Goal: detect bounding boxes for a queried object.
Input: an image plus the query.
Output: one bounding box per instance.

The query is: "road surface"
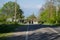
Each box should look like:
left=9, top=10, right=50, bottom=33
left=1, top=24, right=60, bottom=40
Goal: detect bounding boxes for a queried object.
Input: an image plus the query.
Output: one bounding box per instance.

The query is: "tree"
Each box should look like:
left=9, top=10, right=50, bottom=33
left=27, top=13, right=36, bottom=21
left=1, top=1, right=24, bottom=20
left=0, top=14, right=6, bottom=22
left=38, top=0, right=56, bottom=24
left=56, top=0, right=60, bottom=2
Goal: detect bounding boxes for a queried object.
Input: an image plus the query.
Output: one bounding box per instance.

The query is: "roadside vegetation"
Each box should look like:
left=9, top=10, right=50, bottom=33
left=0, top=1, right=24, bottom=39
left=0, top=0, right=60, bottom=40
left=0, top=33, right=14, bottom=40
left=38, top=0, right=60, bottom=25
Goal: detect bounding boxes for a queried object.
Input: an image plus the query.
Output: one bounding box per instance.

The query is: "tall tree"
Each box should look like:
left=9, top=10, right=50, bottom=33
left=38, top=0, right=56, bottom=24
left=1, top=1, right=24, bottom=19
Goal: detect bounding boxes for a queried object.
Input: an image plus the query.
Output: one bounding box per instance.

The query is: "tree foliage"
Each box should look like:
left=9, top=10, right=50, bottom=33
left=38, top=0, right=59, bottom=24
left=1, top=1, right=24, bottom=19
left=27, top=13, right=36, bottom=21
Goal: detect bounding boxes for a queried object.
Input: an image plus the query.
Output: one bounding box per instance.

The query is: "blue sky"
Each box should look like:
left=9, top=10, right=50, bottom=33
left=0, top=0, right=46, bottom=17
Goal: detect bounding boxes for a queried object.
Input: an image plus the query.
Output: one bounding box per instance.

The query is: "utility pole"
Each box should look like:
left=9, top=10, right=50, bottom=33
left=54, top=0, right=59, bottom=24
left=15, top=0, right=17, bottom=22
left=56, top=3, right=58, bottom=24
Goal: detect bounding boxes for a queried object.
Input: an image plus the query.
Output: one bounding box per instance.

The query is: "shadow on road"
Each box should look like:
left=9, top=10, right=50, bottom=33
left=0, top=32, right=60, bottom=40
left=0, top=24, right=60, bottom=40
left=0, top=24, right=60, bottom=33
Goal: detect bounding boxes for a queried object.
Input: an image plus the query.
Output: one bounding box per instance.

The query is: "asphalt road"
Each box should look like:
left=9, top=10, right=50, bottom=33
left=2, top=24, right=60, bottom=40
left=52, top=27, right=60, bottom=33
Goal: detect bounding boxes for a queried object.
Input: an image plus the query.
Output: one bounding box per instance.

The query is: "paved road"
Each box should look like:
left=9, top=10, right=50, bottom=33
left=52, top=27, right=60, bottom=33
left=3, top=24, right=60, bottom=40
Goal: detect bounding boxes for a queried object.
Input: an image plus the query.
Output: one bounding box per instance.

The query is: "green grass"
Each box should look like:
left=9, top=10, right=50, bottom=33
left=0, top=33, right=13, bottom=37
left=0, top=33, right=13, bottom=40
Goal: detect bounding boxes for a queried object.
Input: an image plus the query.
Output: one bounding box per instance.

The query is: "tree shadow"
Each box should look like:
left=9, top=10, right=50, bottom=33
left=0, top=24, right=60, bottom=33
left=0, top=32, right=60, bottom=40
left=0, top=24, right=60, bottom=40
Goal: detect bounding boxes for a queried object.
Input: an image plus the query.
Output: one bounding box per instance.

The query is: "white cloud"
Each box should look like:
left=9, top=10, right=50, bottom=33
left=36, top=5, right=42, bottom=9
left=21, top=4, right=42, bottom=9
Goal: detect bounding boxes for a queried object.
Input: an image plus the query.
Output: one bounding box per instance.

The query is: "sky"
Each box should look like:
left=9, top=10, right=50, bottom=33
left=0, top=0, right=46, bottom=17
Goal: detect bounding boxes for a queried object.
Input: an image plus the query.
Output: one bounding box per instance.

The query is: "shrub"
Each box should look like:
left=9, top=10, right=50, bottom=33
left=0, top=24, right=19, bottom=33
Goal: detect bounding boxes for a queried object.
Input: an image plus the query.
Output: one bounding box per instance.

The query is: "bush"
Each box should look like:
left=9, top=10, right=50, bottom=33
left=0, top=24, right=20, bottom=33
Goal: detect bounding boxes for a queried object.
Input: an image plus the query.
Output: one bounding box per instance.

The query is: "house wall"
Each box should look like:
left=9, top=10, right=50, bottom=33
left=33, top=21, right=38, bottom=24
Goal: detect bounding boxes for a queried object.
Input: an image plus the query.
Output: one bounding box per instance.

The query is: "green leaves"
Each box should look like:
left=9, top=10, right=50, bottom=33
left=1, top=1, right=24, bottom=20
left=0, top=1, right=24, bottom=23
left=38, top=1, right=57, bottom=24
left=27, top=14, right=36, bottom=21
